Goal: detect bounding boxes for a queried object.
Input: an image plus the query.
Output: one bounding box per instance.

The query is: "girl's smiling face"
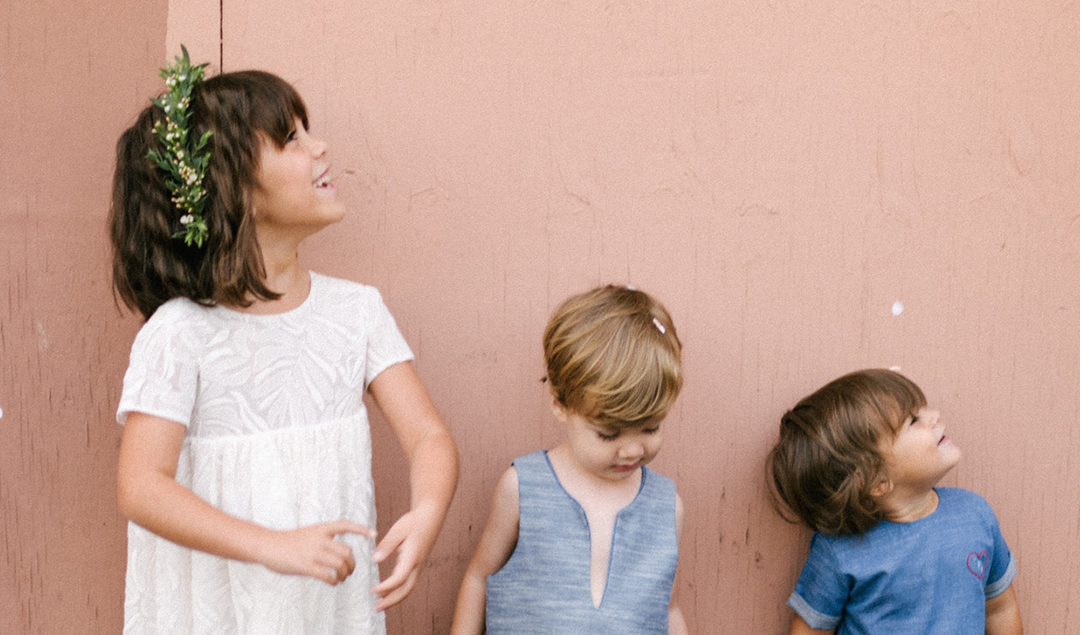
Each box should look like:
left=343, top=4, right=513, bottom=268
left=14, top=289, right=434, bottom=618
left=880, top=407, right=962, bottom=492
left=250, top=117, right=345, bottom=235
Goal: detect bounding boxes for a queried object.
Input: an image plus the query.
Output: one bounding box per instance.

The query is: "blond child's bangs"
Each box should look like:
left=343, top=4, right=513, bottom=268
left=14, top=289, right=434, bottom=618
left=545, top=286, right=682, bottom=430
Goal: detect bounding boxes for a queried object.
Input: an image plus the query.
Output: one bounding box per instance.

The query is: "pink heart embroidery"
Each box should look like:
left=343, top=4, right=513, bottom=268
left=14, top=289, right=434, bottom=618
left=967, top=551, right=988, bottom=580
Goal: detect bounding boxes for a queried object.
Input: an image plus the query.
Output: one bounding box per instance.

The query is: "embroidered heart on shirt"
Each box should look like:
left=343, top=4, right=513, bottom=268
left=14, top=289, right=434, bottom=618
left=967, top=551, right=988, bottom=580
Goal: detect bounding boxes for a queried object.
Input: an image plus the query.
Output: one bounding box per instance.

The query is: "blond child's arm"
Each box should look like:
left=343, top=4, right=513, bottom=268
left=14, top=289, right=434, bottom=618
left=985, top=584, right=1023, bottom=635
left=367, top=361, right=459, bottom=611
left=117, top=412, right=374, bottom=585
left=667, top=493, right=689, bottom=635
left=450, top=466, right=522, bottom=635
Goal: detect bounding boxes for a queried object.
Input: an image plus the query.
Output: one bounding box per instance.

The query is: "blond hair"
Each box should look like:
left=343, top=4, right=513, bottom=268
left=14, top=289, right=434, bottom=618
left=544, top=285, right=682, bottom=429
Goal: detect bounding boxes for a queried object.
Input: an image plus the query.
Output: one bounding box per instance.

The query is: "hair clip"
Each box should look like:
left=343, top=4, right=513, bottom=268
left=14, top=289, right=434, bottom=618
left=652, top=317, right=666, bottom=334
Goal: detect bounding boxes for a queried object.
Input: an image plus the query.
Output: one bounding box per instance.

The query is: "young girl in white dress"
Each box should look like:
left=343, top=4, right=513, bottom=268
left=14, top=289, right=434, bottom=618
left=110, top=49, right=458, bottom=635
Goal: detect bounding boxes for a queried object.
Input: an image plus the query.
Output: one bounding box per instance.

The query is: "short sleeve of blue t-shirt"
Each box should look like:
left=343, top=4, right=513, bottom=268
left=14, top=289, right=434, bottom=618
left=788, top=488, right=1016, bottom=634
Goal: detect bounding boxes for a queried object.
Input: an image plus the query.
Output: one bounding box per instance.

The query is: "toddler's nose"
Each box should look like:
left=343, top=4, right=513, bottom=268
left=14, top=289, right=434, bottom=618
left=618, top=441, right=645, bottom=459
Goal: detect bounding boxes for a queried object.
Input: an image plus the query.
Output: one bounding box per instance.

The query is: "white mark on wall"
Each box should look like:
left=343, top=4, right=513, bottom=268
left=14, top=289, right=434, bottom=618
left=891, top=301, right=904, bottom=316
left=0, top=406, right=3, bottom=419
left=36, top=320, right=49, bottom=351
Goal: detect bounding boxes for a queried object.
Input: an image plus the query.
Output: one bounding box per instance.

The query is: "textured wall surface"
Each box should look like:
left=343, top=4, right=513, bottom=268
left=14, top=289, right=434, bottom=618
left=0, top=0, right=168, bottom=632
left=4, top=0, right=1079, bottom=633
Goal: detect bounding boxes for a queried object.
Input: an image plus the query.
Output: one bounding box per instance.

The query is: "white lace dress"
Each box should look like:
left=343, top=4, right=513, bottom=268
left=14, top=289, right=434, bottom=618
left=116, top=272, right=413, bottom=635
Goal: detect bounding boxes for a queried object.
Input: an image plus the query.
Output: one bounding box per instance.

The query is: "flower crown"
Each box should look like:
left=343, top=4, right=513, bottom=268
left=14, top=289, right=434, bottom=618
left=147, top=46, right=213, bottom=248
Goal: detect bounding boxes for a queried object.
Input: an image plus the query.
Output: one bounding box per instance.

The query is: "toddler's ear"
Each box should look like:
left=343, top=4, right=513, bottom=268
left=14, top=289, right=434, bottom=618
left=870, top=475, right=893, bottom=498
left=549, top=391, right=568, bottom=422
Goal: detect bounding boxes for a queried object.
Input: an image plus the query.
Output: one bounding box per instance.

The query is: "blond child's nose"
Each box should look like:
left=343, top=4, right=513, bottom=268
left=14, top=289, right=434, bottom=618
left=619, top=441, right=645, bottom=459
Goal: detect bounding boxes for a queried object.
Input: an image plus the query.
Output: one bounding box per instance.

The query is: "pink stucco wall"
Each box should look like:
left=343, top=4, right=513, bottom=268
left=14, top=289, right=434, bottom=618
left=1, top=1, right=169, bottom=632
left=3, top=0, right=1079, bottom=633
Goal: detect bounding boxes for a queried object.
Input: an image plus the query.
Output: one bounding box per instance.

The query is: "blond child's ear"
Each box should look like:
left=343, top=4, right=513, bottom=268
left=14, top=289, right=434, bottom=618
left=549, top=388, right=568, bottom=423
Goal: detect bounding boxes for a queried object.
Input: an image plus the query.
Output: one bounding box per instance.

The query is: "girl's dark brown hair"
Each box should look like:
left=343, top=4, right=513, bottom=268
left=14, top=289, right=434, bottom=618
left=110, top=70, right=309, bottom=319
left=765, top=368, right=926, bottom=535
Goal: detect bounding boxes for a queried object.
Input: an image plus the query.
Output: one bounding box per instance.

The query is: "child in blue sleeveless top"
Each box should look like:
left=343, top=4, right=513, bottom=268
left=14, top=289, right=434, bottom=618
left=767, top=369, right=1023, bottom=634
left=451, top=285, right=689, bottom=635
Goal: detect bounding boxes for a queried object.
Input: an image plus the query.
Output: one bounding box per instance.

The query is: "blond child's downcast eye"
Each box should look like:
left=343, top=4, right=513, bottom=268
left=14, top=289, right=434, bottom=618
left=597, top=430, right=620, bottom=441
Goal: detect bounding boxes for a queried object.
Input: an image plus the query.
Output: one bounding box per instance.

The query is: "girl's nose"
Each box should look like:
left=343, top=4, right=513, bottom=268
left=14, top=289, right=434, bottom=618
left=309, top=134, right=328, bottom=158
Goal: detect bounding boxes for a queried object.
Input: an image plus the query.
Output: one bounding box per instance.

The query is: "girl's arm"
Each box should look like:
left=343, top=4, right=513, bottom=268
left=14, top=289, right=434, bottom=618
left=668, top=493, right=689, bottom=635
left=985, top=585, right=1023, bottom=635
left=450, top=466, right=521, bottom=635
left=117, top=412, right=373, bottom=585
left=789, top=615, right=834, bottom=635
left=367, top=361, right=460, bottom=611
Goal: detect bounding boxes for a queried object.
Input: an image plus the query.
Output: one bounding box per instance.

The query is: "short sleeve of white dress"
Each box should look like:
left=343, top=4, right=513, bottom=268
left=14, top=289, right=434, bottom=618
left=360, top=284, right=415, bottom=387
left=116, top=299, right=201, bottom=426
left=115, top=274, right=412, bottom=635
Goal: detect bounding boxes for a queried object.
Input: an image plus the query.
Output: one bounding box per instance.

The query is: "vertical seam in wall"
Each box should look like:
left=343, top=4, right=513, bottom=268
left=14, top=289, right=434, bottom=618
left=219, top=0, right=224, bottom=71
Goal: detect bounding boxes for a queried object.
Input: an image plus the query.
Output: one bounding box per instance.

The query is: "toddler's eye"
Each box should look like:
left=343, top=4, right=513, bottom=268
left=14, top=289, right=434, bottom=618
left=285, top=129, right=298, bottom=142
left=597, top=430, right=619, bottom=441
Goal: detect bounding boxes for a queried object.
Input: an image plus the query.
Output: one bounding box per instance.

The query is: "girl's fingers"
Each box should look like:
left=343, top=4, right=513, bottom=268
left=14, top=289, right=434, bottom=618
left=372, top=526, right=406, bottom=564
left=326, top=520, right=376, bottom=541
left=374, top=570, right=419, bottom=611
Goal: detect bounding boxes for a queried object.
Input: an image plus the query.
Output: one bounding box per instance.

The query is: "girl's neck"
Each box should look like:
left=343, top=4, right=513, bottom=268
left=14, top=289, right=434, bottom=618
left=234, top=242, right=310, bottom=314
left=235, top=225, right=312, bottom=313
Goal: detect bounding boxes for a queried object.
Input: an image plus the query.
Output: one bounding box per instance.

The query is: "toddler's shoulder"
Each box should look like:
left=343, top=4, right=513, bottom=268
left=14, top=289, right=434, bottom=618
left=643, top=464, right=677, bottom=491
left=938, top=486, right=992, bottom=509
left=937, top=487, right=1000, bottom=526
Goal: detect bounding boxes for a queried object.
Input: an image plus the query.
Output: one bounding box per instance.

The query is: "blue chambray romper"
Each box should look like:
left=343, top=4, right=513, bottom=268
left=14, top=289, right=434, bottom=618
left=486, top=451, right=678, bottom=635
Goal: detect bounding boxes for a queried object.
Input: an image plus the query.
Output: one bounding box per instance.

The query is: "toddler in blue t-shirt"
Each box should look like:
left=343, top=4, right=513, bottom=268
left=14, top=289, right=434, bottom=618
left=767, top=369, right=1023, bottom=634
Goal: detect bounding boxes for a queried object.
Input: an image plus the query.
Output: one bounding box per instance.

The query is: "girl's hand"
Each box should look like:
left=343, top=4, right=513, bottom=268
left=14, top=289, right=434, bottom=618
left=367, top=362, right=459, bottom=612
left=262, top=520, right=376, bottom=586
left=370, top=504, right=442, bottom=610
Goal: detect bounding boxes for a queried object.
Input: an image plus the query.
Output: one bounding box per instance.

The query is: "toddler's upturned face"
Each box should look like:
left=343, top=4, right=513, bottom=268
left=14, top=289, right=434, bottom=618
left=559, top=409, right=664, bottom=482
left=880, top=406, right=962, bottom=490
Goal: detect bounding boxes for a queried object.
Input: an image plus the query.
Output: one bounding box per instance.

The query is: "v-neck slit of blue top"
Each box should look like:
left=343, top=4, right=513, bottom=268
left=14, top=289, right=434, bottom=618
left=541, top=450, right=646, bottom=609
left=484, top=450, right=679, bottom=635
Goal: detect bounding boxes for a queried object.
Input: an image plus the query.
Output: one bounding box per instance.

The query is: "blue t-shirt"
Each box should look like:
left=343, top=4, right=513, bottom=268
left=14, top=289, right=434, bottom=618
left=788, top=488, right=1016, bottom=634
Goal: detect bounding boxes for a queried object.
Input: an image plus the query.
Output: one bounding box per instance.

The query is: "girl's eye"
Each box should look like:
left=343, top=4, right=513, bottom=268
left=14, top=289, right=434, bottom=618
left=909, top=415, right=919, bottom=426
left=285, top=130, right=298, bottom=143
left=597, top=431, right=619, bottom=441
left=643, top=426, right=661, bottom=435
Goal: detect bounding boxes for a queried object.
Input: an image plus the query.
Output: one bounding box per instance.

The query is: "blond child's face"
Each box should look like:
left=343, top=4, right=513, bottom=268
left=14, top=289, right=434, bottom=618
left=554, top=405, right=664, bottom=482
left=880, top=406, right=962, bottom=491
